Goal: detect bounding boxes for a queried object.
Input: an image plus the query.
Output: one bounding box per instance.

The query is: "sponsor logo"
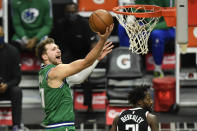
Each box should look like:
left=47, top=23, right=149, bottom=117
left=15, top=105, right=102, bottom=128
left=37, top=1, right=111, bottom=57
left=76, top=94, right=106, bottom=104
left=93, top=0, right=104, bottom=4
left=108, top=109, right=121, bottom=118
left=116, top=54, right=130, bottom=69
left=146, top=54, right=175, bottom=70
left=21, top=8, right=39, bottom=23
left=193, top=27, right=197, bottom=38
left=22, top=57, right=34, bottom=66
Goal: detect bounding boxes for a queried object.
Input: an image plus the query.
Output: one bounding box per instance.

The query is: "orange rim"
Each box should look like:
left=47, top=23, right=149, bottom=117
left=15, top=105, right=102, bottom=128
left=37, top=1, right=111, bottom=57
left=113, top=5, right=176, bottom=26
left=162, top=7, right=176, bottom=27
left=113, top=5, right=176, bottom=18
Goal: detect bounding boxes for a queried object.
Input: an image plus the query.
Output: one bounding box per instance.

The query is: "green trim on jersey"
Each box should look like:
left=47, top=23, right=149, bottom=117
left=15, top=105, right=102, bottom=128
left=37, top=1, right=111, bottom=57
left=39, top=64, right=75, bottom=127
left=45, top=125, right=75, bottom=131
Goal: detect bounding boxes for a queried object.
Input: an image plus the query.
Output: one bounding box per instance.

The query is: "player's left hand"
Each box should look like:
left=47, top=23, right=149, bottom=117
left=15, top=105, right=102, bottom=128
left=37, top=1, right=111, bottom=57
left=97, top=41, right=113, bottom=61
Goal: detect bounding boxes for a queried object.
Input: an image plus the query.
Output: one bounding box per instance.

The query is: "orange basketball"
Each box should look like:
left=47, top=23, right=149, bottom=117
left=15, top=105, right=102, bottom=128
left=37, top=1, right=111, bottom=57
left=89, top=9, right=113, bottom=34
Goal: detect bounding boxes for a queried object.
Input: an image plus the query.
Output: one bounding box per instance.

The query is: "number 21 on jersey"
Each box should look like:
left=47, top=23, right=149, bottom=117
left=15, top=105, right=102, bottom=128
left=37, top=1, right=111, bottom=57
left=125, top=124, right=139, bottom=131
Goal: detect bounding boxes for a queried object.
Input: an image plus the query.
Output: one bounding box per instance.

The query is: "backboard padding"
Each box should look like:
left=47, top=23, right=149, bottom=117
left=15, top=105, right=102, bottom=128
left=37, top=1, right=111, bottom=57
left=188, top=0, right=197, bottom=26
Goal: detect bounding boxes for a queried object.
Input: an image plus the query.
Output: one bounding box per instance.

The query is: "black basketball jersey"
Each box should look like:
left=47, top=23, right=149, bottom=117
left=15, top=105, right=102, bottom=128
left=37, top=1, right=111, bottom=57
left=117, top=107, right=149, bottom=131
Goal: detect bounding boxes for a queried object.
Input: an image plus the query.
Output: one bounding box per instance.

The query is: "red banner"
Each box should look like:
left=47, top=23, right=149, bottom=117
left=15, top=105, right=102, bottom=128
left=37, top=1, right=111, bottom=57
left=188, top=27, right=197, bottom=47
left=20, top=53, right=41, bottom=71
left=0, top=107, right=12, bottom=126
left=188, top=0, right=197, bottom=26
left=78, top=0, right=118, bottom=11
left=145, top=54, right=175, bottom=71
left=74, top=91, right=106, bottom=110
left=106, top=106, right=130, bottom=125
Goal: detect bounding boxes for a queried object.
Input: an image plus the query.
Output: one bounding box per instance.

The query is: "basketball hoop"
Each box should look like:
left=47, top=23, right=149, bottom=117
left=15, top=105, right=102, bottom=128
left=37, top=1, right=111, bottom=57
left=113, top=5, right=176, bottom=54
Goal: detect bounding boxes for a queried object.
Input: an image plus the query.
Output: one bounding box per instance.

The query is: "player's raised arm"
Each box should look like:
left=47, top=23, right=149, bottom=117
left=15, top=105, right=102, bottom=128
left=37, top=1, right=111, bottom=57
left=52, top=24, right=114, bottom=80
left=66, top=41, right=114, bottom=85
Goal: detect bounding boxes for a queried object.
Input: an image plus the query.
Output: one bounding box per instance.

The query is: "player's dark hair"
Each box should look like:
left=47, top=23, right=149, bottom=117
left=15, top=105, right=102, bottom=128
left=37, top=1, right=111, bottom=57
left=128, top=85, right=149, bottom=105
left=35, top=38, right=55, bottom=62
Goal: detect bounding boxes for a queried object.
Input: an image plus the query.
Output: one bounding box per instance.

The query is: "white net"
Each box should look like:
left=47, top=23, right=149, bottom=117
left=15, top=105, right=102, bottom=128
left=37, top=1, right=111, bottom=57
left=114, top=6, right=160, bottom=54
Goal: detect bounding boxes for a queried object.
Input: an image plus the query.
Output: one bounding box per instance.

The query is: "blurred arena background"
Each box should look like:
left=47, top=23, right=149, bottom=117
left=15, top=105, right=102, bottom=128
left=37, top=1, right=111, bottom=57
left=0, top=0, right=197, bottom=131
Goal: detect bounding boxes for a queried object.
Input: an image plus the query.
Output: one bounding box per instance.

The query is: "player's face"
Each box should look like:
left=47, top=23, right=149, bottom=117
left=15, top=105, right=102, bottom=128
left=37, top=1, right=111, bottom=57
left=143, top=92, right=153, bottom=112
left=44, top=43, right=62, bottom=65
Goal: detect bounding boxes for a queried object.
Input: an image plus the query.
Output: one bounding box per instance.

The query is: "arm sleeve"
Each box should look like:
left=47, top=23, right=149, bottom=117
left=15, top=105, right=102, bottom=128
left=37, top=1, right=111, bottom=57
left=35, top=0, right=53, bottom=40
left=11, top=0, right=26, bottom=39
left=7, top=48, right=21, bottom=87
left=66, top=60, right=99, bottom=86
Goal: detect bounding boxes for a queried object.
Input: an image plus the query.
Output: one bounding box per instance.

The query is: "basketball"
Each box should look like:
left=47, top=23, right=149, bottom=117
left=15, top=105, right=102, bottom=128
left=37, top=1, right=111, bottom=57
left=89, top=9, right=113, bottom=34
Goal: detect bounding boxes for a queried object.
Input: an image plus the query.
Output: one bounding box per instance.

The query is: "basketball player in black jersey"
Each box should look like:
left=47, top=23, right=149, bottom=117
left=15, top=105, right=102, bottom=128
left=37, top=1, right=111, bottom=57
left=111, top=86, right=159, bottom=131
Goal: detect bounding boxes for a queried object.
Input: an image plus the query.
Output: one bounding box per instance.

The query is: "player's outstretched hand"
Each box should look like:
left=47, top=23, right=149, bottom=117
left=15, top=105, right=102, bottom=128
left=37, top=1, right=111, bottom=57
left=98, top=41, right=114, bottom=61
left=98, top=23, right=114, bottom=41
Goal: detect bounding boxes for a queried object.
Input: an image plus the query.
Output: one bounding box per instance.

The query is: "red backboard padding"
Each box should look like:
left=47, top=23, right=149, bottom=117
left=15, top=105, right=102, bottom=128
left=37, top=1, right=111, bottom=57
left=188, top=0, right=197, bottom=26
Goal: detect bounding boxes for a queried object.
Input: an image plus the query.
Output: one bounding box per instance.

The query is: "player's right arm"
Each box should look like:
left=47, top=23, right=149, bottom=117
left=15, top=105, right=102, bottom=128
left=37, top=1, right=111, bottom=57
left=66, top=41, right=113, bottom=85
left=48, top=24, right=114, bottom=84
left=147, top=113, right=159, bottom=131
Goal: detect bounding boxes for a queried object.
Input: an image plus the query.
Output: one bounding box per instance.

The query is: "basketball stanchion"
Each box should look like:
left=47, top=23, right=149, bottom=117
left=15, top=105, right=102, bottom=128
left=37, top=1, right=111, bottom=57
left=113, top=5, right=176, bottom=54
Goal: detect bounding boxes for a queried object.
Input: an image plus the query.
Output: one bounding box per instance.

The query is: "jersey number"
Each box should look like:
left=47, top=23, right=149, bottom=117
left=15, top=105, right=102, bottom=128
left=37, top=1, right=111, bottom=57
left=125, top=124, right=139, bottom=131
left=39, top=88, right=45, bottom=108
